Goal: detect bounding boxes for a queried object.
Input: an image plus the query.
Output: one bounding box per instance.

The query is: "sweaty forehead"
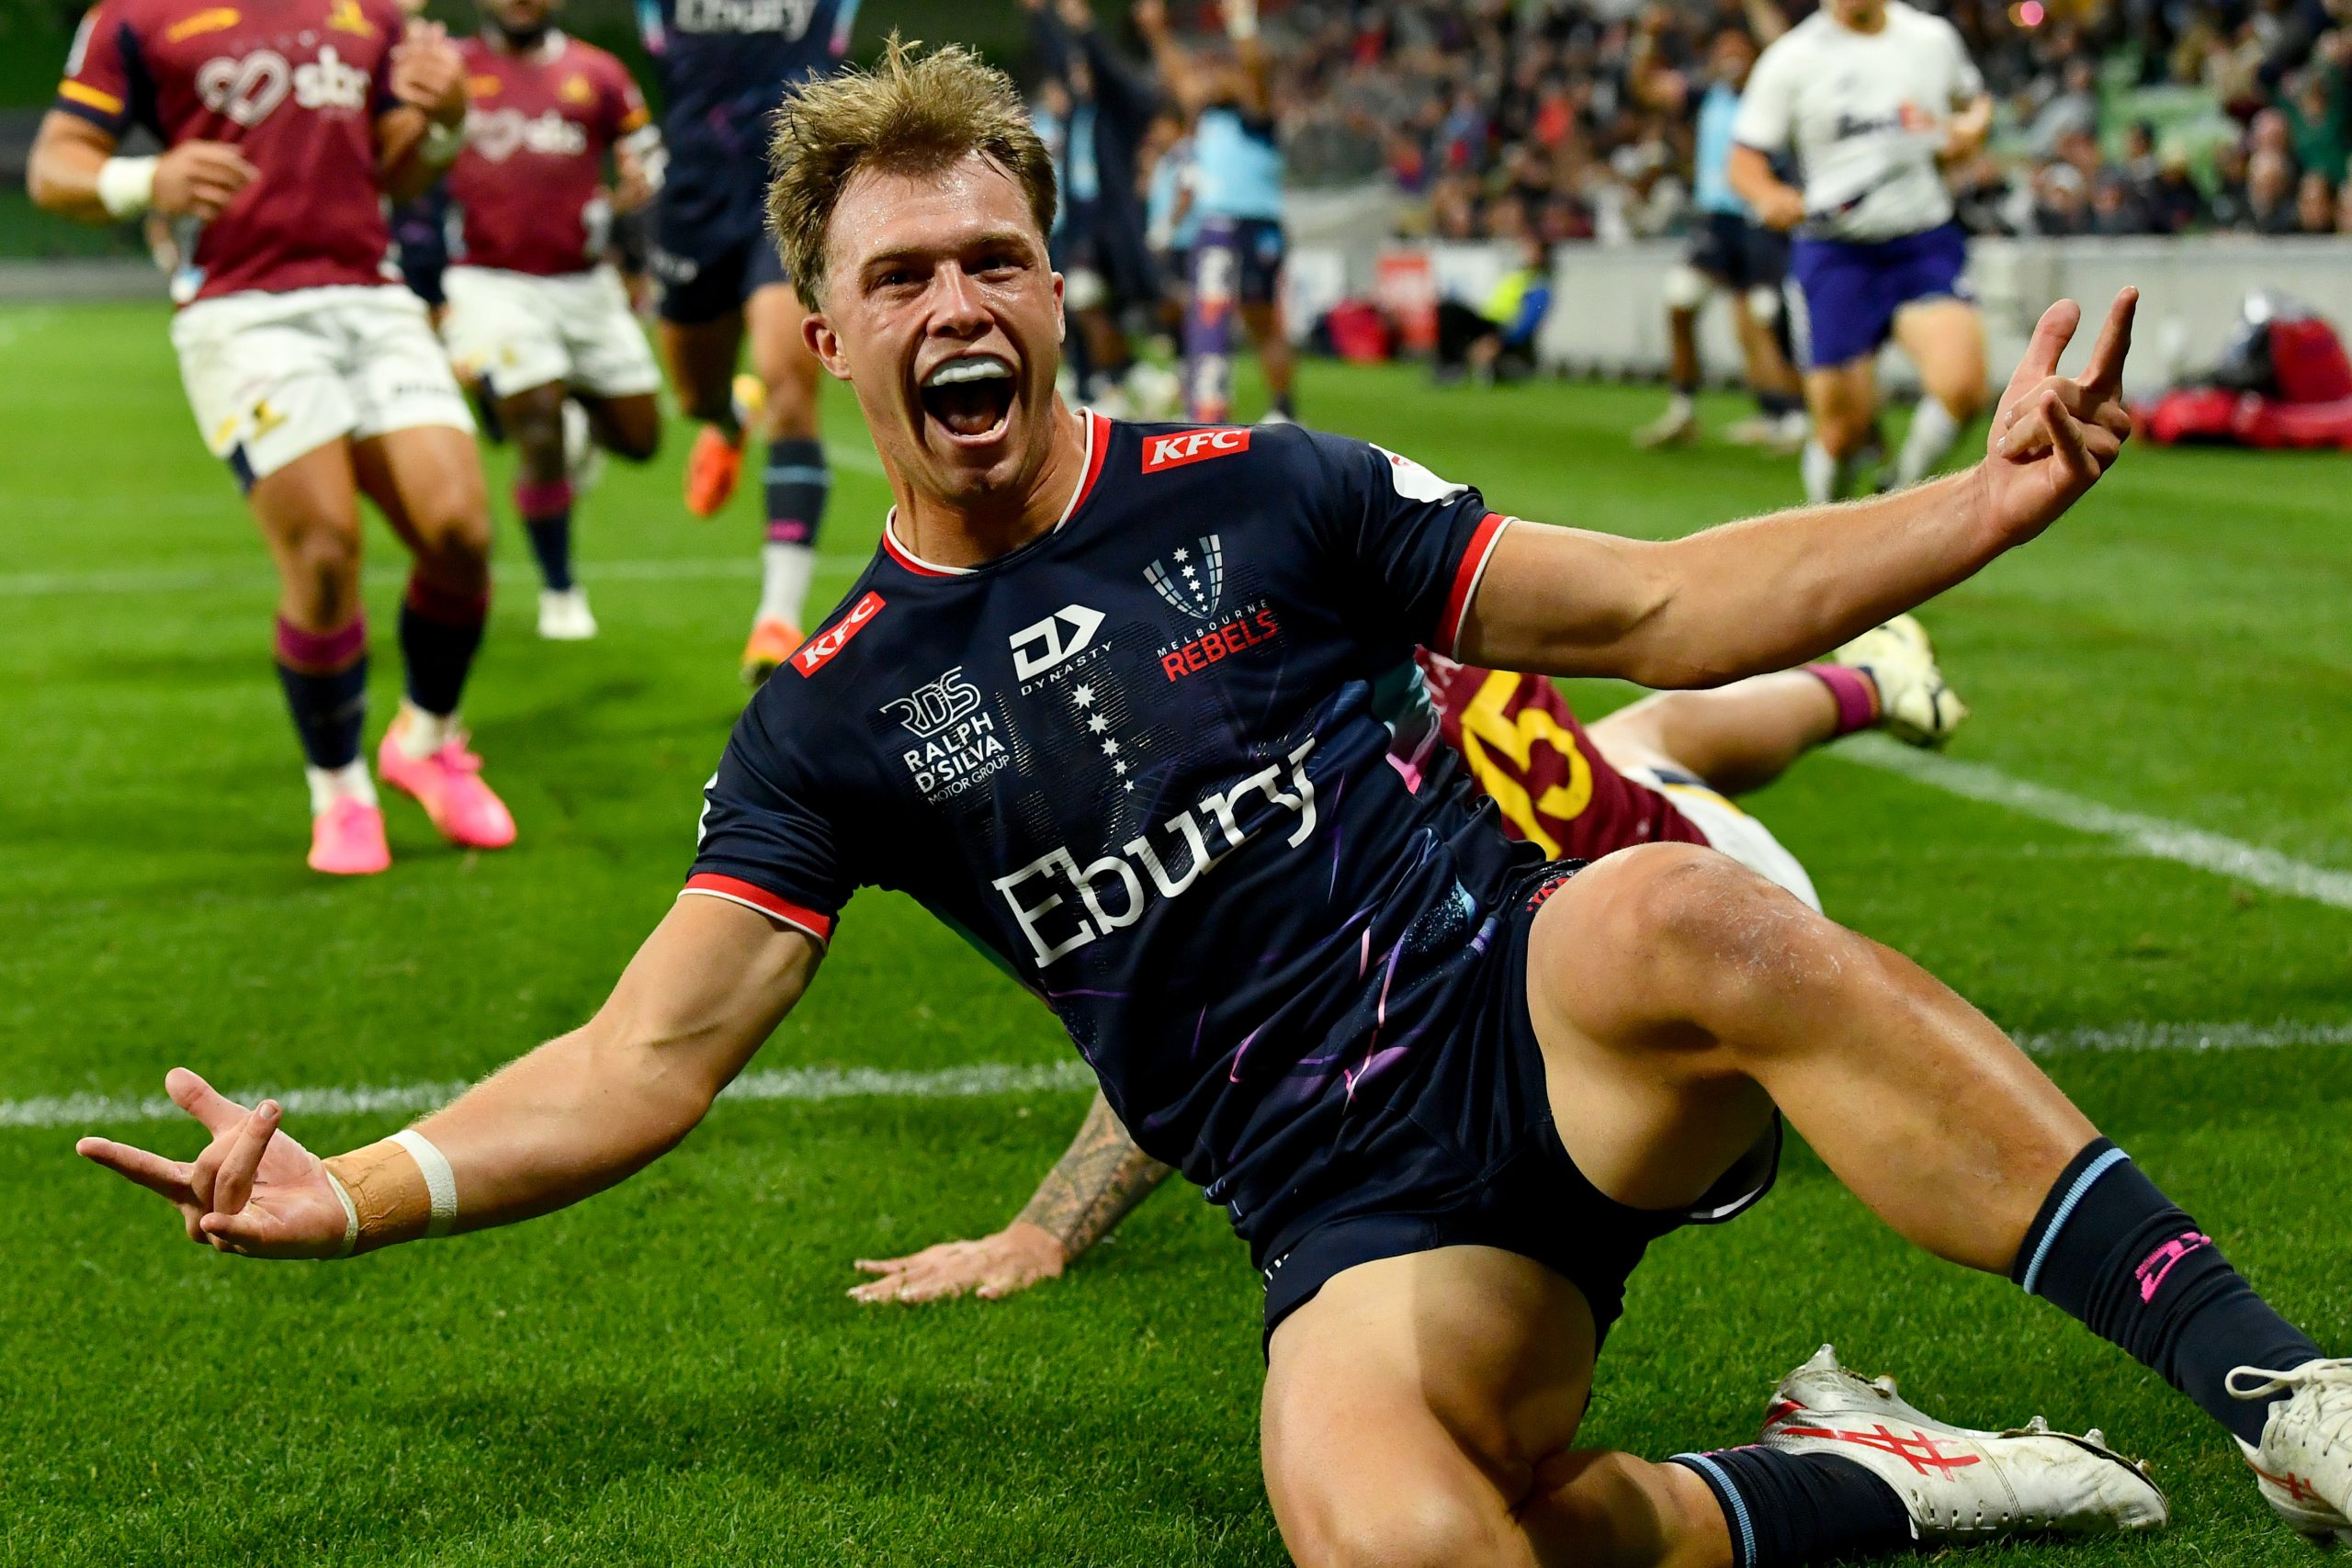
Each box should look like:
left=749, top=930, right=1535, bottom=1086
left=827, top=155, right=1042, bottom=275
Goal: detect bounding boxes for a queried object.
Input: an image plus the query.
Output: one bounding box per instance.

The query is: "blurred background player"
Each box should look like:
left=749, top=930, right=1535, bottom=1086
left=853, top=617, right=1971, bottom=1303
left=1731, top=0, right=1994, bottom=502
left=1137, top=0, right=1296, bottom=423
left=1630, top=4, right=1809, bottom=455
left=441, top=0, right=666, bottom=642
left=28, top=0, right=517, bottom=876
left=1024, top=0, right=1177, bottom=419
left=637, top=0, right=859, bottom=684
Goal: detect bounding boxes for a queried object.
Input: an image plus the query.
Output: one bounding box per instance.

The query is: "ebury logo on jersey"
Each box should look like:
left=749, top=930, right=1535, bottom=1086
left=791, top=591, right=885, bottom=677
left=1141, top=428, right=1250, bottom=474
left=674, top=0, right=818, bottom=35
left=991, top=738, right=1318, bottom=967
left=1010, top=604, right=1106, bottom=683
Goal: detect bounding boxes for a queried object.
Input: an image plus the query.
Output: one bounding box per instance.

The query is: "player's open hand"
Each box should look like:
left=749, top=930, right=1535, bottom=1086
left=390, top=19, right=467, bottom=127
left=152, top=141, right=258, bottom=221
left=1979, top=288, right=2136, bottom=546
left=76, top=1068, right=349, bottom=1258
left=849, top=1222, right=1069, bottom=1304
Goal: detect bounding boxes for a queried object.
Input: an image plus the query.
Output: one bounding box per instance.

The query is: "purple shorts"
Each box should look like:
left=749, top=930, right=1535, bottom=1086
left=1792, top=221, right=1971, bottom=369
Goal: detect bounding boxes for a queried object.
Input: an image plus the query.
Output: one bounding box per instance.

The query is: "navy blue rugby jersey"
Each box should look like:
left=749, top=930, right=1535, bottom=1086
left=634, top=0, right=857, bottom=225
left=686, top=413, right=1541, bottom=1223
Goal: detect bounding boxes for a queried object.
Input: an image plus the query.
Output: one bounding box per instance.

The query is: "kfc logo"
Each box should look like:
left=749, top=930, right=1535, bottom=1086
left=791, top=591, right=885, bottom=676
left=1142, top=428, right=1251, bottom=474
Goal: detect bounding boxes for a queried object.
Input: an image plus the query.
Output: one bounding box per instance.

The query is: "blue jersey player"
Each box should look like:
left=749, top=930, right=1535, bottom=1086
left=637, top=0, right=859, bottom=682
left=87, top=44, right=2352, bottom=1568
left=1627, top=8, right=1808, bottom=455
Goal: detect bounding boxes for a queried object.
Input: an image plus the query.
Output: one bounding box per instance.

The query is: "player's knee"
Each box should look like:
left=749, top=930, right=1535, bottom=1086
left=607, top=420, right=662, bottom=463
left=1303, top=1491, right=1516, bottom=1568
left=1662, top=265, right=1711, bottom=312
left=282, top=523, right=363, bottom=623
left=1607, top=842, right=1832, bottom=1004
left=1814, top=407, right=1871, bottom=457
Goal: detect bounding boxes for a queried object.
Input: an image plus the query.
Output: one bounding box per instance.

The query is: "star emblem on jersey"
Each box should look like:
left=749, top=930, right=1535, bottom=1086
left=1146, top=535, right=1224, bottom=619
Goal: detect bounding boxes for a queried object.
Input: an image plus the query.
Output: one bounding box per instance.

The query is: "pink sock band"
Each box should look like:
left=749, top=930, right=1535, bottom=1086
left=1804, top=664, right=1879, bottom=737
left=404, top=571, right=490, bottom=626
left=514, top=479, right=573, bottom=519
left=275, top=615, right=367, bottom=673
left=766, top=518, right=813, bottom=545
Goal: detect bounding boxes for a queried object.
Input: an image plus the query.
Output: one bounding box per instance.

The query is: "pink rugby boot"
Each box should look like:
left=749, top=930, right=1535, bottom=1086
left=308, top=797, right=391, bottom=876
left=377, top=713, right=517, bottom=851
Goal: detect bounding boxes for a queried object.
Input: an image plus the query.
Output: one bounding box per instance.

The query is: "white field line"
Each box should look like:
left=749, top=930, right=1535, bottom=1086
left=1833, top=733, right=2352, bottom=911
left=7, top=1024, right=2347, bottom=1133
left=3, top=1060, right=1097, bottom=1132
left=0, top=551, right=875, bottom=600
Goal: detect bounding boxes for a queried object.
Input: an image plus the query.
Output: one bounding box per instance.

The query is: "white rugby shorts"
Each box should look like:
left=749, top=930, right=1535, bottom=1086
left=1627, top=765, right=1824, bottom=913
left=170, top=284, right=475, bottom=487
left=440, top=264, right=662, bottom=401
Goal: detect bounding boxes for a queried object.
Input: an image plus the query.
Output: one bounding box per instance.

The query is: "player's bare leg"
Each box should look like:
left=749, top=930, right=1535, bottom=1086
left=1590, top=671, right=1847, bottom=799
left=1527, top=844, right=2326, bottom=1541
left=249, top=439, right=388, bottom=874
left=352, top=425, right=515, bottom=851
left=742, top=279, right=829, bottom=684
left=1891, top=299, right=1988, bottom=487
left=1799, top=359, right=1876, bottom=502
left=1728, top=292, right=1808, bottom=454
left=497, top=383, right=659, bottom=640
left=1263, top=1246, right=1735, bottom=1568
left=1242, top=299, right=1296, bottom=421
left=1637, top=287, right=1706, bottom=448
left=662, top=307, right=752, bottom=517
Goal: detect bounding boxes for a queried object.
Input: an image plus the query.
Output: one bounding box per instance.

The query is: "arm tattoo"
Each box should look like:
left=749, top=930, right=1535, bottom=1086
left=1014, top=1090, right=1172, bottom=1260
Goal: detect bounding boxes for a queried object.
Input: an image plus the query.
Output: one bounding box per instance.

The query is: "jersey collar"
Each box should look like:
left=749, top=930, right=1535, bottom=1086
left=879, top=409, right=1111, bottom=579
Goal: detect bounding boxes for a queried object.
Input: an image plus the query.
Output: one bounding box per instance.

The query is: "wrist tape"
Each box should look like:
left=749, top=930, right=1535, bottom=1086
left=96, top=156, right=159, bottom=220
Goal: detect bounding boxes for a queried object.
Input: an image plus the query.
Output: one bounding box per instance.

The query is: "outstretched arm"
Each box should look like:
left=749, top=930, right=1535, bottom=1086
left=849, top=1089, right=1171, bottom=1303
left=78, top=896, right=820, bottom=1258
left=1461, top=291, right=2138, bottom=688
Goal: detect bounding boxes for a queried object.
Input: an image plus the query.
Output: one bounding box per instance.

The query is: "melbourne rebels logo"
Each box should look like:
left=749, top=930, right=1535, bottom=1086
left=1145, top=536, right=1224, bottom=620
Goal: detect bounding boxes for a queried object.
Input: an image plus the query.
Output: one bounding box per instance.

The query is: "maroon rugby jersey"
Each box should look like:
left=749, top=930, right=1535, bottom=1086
left=55, top=0, right=409, bottom=303
left=448, top=32, right=648, bottom=276
left=1416, top=652, right=1709, bottom=862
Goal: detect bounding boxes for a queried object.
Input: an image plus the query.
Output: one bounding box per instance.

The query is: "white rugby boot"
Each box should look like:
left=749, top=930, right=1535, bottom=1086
left=2231, top=1359, right=2352, bottom=1543
left=1759, top=1345, right=2169, bottom=1542
left=537, top=587, right=597, bottom=641
left=1830, top=613, right=1969, bottom=748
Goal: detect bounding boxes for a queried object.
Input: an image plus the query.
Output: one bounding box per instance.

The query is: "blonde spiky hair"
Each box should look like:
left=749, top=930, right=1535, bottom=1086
left=766, top=35, right=1059, bottom=311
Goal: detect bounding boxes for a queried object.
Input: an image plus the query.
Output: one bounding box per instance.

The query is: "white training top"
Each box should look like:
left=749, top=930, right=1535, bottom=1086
left=1733, top=1, right=1986, bottom=243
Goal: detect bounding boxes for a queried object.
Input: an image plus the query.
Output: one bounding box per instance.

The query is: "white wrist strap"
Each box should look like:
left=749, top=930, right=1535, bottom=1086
left=390, top=1128, right=459, bottom=1237
left=323, top=1168, right=361, bottom=1258
left=1225, top=0, right=1259, bottom=40
left=96, top=156, right=159, bottom=220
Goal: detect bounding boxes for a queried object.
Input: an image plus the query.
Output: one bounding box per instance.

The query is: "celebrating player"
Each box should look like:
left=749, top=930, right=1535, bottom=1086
left=1730, top=0, right=1993, bottom=502
left=29, top=0, right=517, bottom=875
left=637, top=0, right=858, bottom=682
left=79, top=44, right=2352, bottom=1568
left=1630, top=7, right=1809, bottom=454
left=441, top=0, right=665, bottom=641
left=848, top=622, right=1963, bottom=1303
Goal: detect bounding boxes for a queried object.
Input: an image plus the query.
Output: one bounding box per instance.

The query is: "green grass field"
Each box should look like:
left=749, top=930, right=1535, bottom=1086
left=4, top=300, right=2350, bottom=1566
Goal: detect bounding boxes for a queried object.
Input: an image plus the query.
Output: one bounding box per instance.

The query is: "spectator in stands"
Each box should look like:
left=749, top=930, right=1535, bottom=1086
left=2210, top=140, right=2257, bottom=230
left=1431, top=234, right=1554, bottom=386
left=2251, top=147, right=2302, bottom=231
left=2297, top=167, right=2339, bottom=231
left=2143, top=147, right=2207, bottom=234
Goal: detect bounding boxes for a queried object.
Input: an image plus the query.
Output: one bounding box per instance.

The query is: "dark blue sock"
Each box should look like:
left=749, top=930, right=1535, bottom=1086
left=2016, top=1138, right=2323, bottom=1447
left=1758, top=389, right=1803, bottom=418
left=515, top=479, right=575, bottom=592
left=764, top=438, right=830, bottom=549
left=400, top=574, right=487, bottom=718
left=273, top=615, right=368, bottom=771
left=1669, top=1447, right=1913, bottom=1567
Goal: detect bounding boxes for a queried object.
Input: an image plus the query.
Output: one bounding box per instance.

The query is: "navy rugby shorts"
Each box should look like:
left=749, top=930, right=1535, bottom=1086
left=1253, top=860, right=1782, bottom=1348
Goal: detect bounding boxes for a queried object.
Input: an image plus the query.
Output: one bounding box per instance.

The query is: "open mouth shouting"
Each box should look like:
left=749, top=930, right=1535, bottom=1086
left=919, top=353, right=1018, bottom=446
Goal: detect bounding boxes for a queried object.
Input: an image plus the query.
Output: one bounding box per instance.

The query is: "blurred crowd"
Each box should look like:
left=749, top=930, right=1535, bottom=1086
left=1259, top=0, right=2352, bottom=241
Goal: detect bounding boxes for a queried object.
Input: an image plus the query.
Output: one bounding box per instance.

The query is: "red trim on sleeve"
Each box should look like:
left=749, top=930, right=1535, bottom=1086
left=681, top=874, right=835, bottom=943
left=1072, top=412, right=1112, bottom=513
left=1437, top=513, right=1510, bottom=657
